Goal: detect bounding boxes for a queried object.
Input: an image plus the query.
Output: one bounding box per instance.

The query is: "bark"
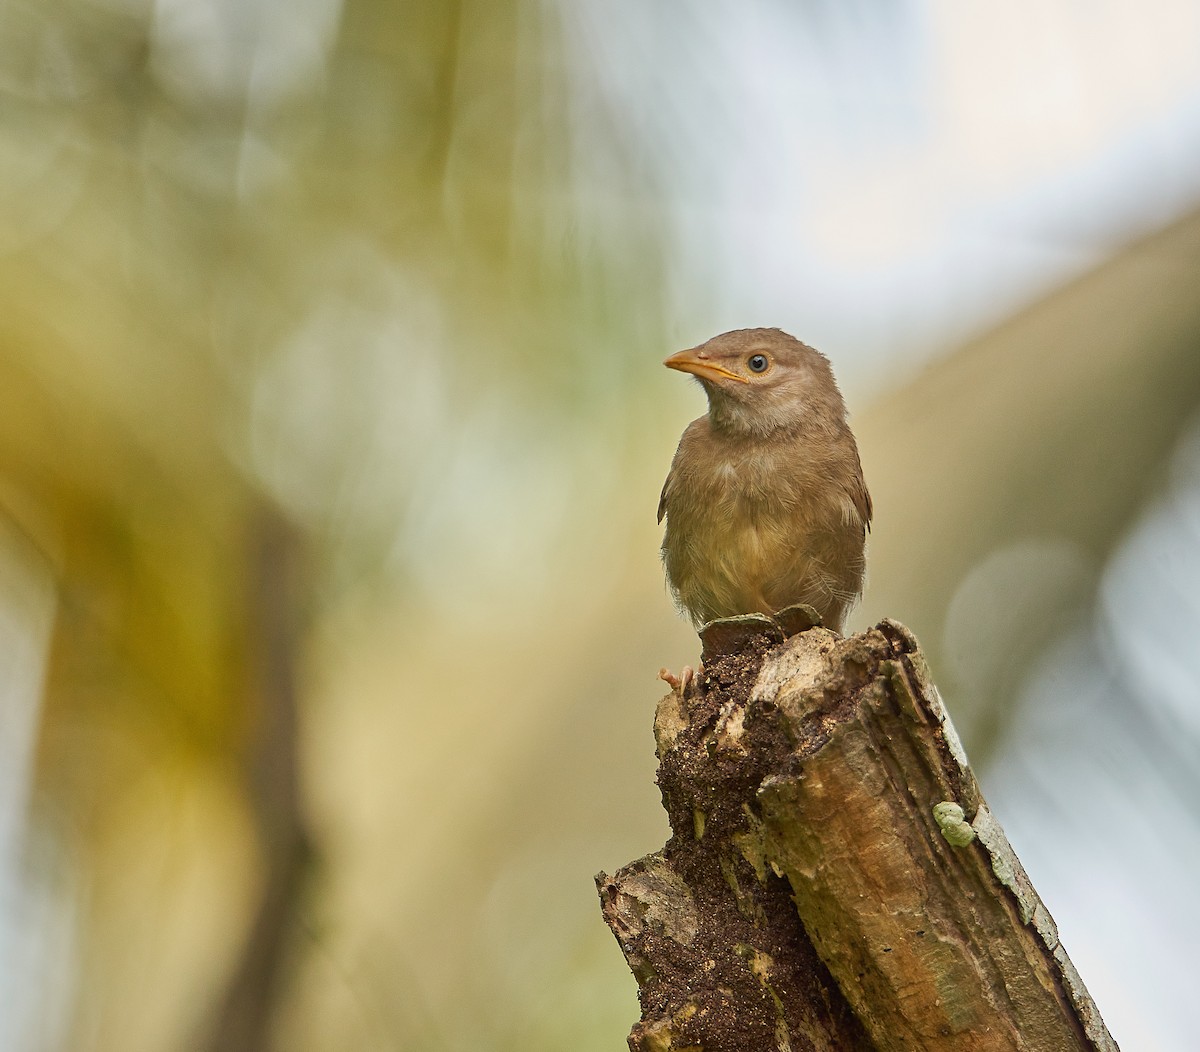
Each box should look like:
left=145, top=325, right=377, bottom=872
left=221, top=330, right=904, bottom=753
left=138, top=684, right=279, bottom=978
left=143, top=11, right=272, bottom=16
left=597, top=616, right=1118, bottom=1052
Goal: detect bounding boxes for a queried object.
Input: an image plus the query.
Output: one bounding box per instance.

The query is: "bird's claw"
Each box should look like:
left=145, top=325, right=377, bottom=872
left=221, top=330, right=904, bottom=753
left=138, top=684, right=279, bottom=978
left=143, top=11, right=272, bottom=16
left=658, top=665, right=697, bottom=696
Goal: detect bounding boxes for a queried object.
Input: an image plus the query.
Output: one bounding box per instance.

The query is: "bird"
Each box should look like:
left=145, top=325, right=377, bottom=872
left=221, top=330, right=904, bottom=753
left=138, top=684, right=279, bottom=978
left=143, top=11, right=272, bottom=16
left=657, top=328, right=871, bottom=687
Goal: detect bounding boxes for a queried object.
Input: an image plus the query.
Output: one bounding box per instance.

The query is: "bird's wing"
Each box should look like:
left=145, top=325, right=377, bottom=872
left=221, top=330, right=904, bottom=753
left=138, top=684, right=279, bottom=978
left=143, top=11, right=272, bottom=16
left=659, top=417, right=708, bottom=524
left=850, top=468, right=873, bottom=533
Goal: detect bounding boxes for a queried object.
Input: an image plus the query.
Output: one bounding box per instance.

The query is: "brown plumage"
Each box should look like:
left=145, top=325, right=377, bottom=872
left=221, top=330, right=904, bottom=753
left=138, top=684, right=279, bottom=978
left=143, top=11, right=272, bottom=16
left=658, top=328, right=871, bottom=634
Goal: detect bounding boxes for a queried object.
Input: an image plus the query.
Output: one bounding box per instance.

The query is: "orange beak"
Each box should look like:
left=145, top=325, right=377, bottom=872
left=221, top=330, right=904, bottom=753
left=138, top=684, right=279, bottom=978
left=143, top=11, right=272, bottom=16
left=663, top=348, right=749, bottom=384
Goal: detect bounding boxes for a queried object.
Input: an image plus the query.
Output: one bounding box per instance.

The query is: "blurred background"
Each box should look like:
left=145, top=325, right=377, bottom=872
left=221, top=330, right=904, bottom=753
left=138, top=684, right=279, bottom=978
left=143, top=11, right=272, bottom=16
left=1, top=1, right=1198, bottom=1049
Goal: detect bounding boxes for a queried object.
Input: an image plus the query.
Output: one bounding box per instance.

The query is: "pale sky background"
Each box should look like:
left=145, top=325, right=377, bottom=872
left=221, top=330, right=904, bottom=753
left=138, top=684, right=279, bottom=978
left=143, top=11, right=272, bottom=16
left=565, top=0, right=1200, bottom=390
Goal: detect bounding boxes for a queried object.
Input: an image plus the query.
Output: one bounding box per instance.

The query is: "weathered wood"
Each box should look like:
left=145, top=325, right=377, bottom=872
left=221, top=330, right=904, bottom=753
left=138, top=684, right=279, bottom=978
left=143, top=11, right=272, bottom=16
left=598, top=619, right=1118, bottom=1052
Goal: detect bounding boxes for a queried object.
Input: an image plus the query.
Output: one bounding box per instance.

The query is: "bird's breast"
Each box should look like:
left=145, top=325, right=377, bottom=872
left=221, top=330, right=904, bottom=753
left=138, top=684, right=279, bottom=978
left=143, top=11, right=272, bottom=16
left=681, top=453, right=807, bottom=562
left=700, top=446, right=804, bottom=519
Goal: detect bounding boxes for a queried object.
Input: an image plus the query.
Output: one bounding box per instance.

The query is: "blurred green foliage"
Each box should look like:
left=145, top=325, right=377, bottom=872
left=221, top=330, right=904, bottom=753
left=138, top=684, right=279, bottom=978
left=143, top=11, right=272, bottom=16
left=0, top=1, right=674, bottom=1049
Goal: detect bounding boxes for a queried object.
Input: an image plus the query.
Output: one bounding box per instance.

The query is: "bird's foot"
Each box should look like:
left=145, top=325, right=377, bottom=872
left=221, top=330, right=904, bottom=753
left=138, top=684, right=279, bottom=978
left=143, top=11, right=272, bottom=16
left=658, top=664, right=698, bottom=696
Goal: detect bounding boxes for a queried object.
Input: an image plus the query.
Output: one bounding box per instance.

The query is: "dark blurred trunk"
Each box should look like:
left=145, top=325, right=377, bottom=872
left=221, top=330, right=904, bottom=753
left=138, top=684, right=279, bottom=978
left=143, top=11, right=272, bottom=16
left=201, top=502, right=312, bottom=1052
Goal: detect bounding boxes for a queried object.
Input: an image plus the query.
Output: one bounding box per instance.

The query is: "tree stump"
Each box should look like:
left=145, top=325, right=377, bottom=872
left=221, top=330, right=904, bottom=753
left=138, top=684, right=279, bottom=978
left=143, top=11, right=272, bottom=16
left=597, top=619, right=1119, bottom=1052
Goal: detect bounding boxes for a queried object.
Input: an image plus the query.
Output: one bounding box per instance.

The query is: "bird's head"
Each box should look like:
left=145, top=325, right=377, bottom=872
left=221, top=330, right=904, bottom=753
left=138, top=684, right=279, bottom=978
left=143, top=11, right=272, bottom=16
left=664, top=328, right=846, bottom=436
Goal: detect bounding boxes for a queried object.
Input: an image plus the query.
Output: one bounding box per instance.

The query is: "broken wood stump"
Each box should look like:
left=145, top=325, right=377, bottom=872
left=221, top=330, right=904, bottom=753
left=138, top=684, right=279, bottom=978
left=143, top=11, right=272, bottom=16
left=597, top=618, right=1118, bottom=1052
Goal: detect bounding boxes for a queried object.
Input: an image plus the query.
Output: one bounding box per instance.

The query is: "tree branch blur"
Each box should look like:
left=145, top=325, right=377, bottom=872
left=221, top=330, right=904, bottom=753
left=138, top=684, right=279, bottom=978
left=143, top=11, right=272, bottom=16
left=859, top=207, right=1200, bottom=752
left=201, top=503, right=312, bottom=1052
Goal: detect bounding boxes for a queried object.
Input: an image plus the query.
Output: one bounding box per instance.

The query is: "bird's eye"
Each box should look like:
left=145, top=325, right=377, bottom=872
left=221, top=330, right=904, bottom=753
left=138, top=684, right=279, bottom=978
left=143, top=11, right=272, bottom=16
left=748, top=354, right=769, bottom=373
